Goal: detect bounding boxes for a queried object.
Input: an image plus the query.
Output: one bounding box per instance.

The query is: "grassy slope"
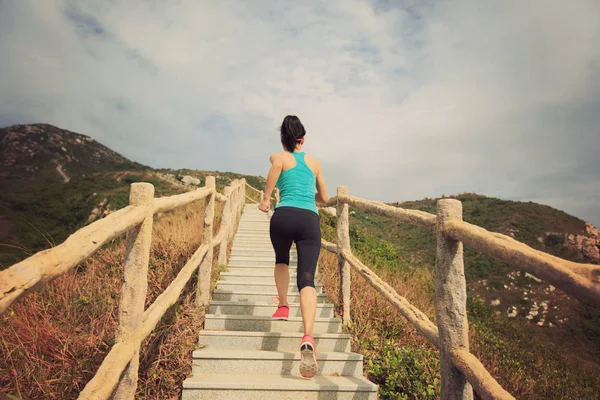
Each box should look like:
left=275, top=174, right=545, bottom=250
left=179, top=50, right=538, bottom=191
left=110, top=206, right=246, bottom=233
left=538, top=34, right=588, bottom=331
left=317, top=194, right=600, bottom=399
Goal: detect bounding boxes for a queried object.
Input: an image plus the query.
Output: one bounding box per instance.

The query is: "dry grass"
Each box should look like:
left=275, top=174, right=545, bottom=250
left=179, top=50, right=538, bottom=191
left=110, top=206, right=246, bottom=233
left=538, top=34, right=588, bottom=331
left=318, top=250, right=437, bottom=354
left=0, top=200, right=228, bottom=400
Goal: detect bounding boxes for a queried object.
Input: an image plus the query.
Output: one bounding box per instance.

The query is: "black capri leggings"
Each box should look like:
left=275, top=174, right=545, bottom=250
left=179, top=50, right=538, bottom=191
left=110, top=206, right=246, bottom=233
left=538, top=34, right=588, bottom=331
left=269, top=207, right=321, bottom=292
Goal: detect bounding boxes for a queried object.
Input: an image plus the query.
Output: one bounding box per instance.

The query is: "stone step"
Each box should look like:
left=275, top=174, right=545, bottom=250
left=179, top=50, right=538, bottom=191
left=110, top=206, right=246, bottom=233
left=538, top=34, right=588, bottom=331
left=234, top=233, right=272, bottom=238
left=208, top=301, right=334, bottom=318
left=229, top=252, right=296, bottom=260
left=230, top=247, right=280, bottom=253
left=228, top=259, right=297, bottom=267
left=227, top=263, right=298, bottom=272
left=229, top=254, right=297, bottom=261
left=191, top=349, right=363, bottom=376
left=220, top=273, right=298, bottom=282
left=227, top=265, right=298, bottom=276
left=204, top=314, right=341, bottom=333
left=181, top=374, right=378, bottom=400
left=231, top=240, right=276, bottom=246
left=216, top=282, right=323, bottom=294
left=212, top=290, right=329, bottom=304
left=197, top=330, right=348, bottom=352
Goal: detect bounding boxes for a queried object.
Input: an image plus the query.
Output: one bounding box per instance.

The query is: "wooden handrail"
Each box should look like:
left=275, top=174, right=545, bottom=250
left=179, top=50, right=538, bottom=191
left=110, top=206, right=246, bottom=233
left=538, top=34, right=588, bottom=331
left=445, top=219, right=600, bottom=305
left=153, top=186, right=212, bottom=214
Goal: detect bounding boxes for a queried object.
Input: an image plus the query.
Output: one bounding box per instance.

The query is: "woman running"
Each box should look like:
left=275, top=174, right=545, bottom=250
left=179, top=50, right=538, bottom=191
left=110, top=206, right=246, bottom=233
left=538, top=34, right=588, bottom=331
left=258, top=115, right=329, bottom=379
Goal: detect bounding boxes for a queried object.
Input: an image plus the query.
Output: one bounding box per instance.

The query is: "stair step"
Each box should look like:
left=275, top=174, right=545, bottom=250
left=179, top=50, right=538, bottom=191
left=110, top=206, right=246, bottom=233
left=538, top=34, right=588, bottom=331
left=198, top=330, right=349, bottom=351
left=213, top=291, right=328, bottom=303
left=225, top=266, right=298, bottom=273
left=228, top=259, right=297, bottom=266
left=220, top=275, right=299, bottom=283
left=204, top=314, right=341, bottom=333
left=230, top=251, right=296, bottom=258
left=229, top=255, right=297, bottom=261
left=209, top=301, right=334, bottom=318
left=191, top=349, right=363, bottom=376
left=221, top=271, right=297, bottom=278
left=181, top=374, right=378, bottom=400
left=216, top=282, right=323, bottom=293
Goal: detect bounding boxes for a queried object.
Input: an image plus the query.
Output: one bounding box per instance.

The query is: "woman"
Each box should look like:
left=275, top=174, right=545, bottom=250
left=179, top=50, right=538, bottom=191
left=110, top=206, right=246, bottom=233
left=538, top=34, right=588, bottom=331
left=258, top=115, right=329, bottom=379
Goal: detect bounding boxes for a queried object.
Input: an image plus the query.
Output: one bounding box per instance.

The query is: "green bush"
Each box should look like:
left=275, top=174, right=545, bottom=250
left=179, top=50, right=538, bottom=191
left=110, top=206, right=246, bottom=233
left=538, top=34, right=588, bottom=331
left=363, top=338, right=440, bottom=400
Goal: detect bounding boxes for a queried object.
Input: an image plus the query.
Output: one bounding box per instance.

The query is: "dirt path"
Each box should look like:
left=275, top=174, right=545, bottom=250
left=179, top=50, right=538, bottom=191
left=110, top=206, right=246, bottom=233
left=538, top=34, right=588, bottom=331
left=55, top=164, right=70, bottom=183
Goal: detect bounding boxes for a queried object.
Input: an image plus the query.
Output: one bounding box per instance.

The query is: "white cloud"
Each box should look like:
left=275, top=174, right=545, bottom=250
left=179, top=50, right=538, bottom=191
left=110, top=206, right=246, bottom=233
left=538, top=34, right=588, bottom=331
left=0, top=0, right=599, bottom=226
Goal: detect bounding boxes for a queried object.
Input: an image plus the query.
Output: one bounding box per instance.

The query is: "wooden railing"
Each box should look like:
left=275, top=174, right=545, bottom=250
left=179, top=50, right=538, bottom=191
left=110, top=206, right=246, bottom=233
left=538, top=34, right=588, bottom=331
left=245, top=182, right=280, bottom=205
left=322, top=186, right=600, bottom=400
left=0, top=177, right=246, bottom=399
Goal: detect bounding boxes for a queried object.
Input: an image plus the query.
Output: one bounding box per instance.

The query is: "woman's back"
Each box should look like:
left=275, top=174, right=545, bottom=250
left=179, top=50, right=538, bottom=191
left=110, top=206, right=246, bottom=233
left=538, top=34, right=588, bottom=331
left=276, top=151, right=318, bottom=214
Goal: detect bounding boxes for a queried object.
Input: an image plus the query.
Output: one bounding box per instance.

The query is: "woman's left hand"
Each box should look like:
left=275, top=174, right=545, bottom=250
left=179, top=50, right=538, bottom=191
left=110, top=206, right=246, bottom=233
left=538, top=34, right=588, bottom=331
left=258, top=200, right=270, bottom=213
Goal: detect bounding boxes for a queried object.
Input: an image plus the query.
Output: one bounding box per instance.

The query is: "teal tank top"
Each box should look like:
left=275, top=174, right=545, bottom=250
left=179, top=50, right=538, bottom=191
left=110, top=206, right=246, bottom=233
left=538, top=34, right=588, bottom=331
left=275, top=152, right=318, bottom=214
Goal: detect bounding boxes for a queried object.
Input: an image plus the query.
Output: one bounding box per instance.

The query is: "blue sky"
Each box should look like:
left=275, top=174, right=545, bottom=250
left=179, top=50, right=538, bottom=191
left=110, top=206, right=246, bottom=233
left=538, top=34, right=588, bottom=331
left=1, top=0, right=599, bottom=227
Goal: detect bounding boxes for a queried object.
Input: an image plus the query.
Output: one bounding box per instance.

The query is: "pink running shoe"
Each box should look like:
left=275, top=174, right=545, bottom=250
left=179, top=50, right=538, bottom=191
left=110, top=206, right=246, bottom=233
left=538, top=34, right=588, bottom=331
left=272, top=305, right=289, bottom=320
left=299, top=334, right=318, bottom=378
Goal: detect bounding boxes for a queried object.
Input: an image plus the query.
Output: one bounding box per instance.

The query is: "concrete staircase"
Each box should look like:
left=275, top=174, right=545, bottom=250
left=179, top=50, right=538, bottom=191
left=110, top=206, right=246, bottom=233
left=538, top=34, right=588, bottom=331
left=182, top=204, right=378, bottom=399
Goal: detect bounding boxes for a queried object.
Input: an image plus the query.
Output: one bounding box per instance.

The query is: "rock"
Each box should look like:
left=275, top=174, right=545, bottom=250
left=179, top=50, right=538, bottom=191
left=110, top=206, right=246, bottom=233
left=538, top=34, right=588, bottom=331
left=491, top=299, right=500, bottom=306
left=181, top=175, right=201, bottom=186
left=525, top=272, right=542, bottom=283
left=321, top=207, right=337, bottom=216
left=507, top=307, right=518, bottom=318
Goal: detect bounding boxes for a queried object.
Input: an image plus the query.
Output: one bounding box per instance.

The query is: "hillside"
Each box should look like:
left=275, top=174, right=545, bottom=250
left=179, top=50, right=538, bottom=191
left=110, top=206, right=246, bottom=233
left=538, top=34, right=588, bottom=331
left=0, top=124, right=266, bottom=268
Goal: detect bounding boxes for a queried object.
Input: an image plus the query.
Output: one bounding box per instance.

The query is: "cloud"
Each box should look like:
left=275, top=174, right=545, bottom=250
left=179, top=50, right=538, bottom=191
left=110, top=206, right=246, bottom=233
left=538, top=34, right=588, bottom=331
left=0, top=0, right=599, bottom=226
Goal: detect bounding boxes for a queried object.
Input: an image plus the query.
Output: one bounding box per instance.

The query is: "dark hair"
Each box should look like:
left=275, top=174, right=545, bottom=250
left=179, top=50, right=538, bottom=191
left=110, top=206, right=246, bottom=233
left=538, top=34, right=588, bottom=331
left=280, top=115, right=306, bottom=152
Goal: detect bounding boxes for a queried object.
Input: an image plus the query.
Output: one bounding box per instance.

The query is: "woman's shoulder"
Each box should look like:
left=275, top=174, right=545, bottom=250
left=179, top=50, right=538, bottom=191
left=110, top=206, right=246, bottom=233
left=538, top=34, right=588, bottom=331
left=303, top=153, right=320, bottom=165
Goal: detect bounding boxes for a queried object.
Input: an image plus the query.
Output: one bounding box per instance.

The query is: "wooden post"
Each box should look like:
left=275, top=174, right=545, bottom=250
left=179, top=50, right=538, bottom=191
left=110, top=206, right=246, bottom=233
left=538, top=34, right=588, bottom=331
left=197, top=176, right=215, bottom=307
left=112, top=183, right=154, bottom=399
left=336, top=186, right=351, bottom=327
left=218, top=187, right=233, bottom=266
left=435, top=199, right=473, bottom=400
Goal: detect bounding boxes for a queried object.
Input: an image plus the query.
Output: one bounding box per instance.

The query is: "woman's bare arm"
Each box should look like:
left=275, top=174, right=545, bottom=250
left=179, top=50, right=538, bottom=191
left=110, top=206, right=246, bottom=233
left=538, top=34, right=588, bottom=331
left=315, top=161, right=329, bottom=206
left=259, top=153, right=283, bottom=212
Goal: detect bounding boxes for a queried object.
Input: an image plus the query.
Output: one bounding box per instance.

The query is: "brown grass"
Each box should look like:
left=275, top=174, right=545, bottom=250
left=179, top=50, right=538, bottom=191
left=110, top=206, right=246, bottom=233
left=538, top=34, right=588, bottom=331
left=0, top=200, right=228, bottom=400
left=317, top=250, right=437, bottom=354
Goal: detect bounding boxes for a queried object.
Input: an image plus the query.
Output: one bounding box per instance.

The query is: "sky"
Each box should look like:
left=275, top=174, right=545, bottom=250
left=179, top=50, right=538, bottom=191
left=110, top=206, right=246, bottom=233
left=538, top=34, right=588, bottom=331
left=1, top=0, right=599, bottom=227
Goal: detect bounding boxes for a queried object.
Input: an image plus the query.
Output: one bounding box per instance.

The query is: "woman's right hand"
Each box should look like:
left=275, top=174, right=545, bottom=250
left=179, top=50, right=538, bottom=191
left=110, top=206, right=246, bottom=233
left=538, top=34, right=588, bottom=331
left=258, top=200, right=270, bottom=213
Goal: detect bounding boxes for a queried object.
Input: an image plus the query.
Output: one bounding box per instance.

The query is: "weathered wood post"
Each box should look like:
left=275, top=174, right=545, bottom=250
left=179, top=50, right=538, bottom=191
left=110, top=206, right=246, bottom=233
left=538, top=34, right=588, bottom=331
left=336, top=186, right=351, bottom=327
left=239, top=180, right=246, bottom=217
left=197, top=176, right=215, bottom=307
left=112, top=182, right=154, bottom=399
left=218, top=186, right=233, bottom=266
left=435, top=199, right=473, bottom=400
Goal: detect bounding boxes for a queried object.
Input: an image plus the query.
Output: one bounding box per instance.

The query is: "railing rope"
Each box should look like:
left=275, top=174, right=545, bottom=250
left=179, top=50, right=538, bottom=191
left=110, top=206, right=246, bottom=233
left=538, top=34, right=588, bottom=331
left=113, top=182, right=155, bottom=399
left=336, top=186, right=351, bottom=327
left=197, top=176, right=216, bottom=308
left=435, top=199, right=473, bottom=400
